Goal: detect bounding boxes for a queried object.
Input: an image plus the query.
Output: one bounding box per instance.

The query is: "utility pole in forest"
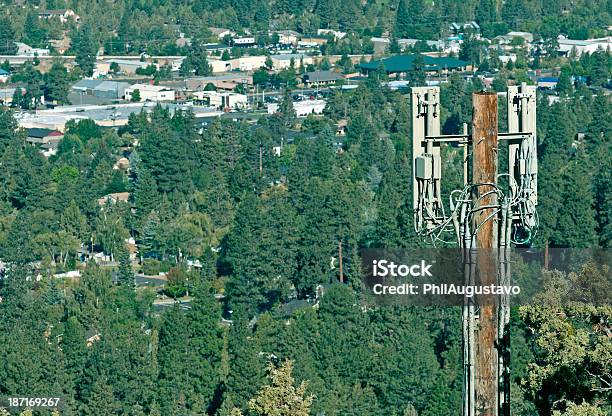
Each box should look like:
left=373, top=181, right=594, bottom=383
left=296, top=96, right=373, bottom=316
left=410, top=84, right=538, bottom=416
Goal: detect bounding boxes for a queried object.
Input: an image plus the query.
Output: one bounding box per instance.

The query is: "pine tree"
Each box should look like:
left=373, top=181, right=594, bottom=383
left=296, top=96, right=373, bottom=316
left=116, top=242, right=134, bottom=287
left=133, top=167, right=159, bottom=220
left=554, top=158, right=599, bottom=247
left=224, top=309, right=266, bottom=409
left=0, top=17, right=17, bottom=55
left=73, top=25, right=97, bottom=77
left=248, top=360, right=314, bottom=416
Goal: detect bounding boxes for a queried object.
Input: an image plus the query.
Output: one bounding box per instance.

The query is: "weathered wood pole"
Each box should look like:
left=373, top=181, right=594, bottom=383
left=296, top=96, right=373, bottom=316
left=472, top=92, right=499, bottom=416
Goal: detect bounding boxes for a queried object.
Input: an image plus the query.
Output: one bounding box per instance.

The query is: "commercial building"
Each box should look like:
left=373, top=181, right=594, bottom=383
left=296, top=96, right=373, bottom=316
left=125, top=84, right=176, bottom=102
left=302, top=70, right=343, bottom=87
left=72, top=79, right=131, bottom=100
left=557, top=36, right=611, bottom=57
left=184, top=73, right=252, bottom=91
left=194, top=91, right=248, bottom=110
left=270, top=54, right=314, bottom=70
left=268, top=99, right=326, bottom=117
left=16, top=102, right=222, bottom=131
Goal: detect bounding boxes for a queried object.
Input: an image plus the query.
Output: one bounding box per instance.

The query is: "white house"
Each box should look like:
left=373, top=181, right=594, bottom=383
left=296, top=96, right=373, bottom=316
left=38, top=9, right=80, bottom=23
left=233, top=37, right=256, bottom=46
left=15, top=42, right=50, bottom=57
left=274, top=30, right=300, bottom=45
left=194, top=91, right=248, bottom=110
left=210, top=27, right=234, bottom=40
left=125, top=84, right=175, bottom=102
left=317, top=29, right=347, bottom=40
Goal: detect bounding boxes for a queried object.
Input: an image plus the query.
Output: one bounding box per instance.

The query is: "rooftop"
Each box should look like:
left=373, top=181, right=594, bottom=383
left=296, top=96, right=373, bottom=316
left=303, top=70, right=343, bottom=82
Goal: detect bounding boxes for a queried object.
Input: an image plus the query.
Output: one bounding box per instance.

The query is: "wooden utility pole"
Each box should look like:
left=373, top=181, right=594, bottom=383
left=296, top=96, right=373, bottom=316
left=471, top=92, right=499, bottom=416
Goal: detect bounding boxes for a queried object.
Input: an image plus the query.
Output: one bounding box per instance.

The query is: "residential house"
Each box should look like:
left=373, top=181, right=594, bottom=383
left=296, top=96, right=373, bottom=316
left=0, top=88, right=15, bottom=106
left=15, top=42, right=50, bottom=57
left=496, top=31, right=534, bottom=46
left=125, top=84, right=176, bottom=102
left=25, top=128, right=64, bottom=156
left=210, top=27, right=234, bottom=40
left=38, top=9, right=80, bottom=23
left=97, top=192, right=130, bottom=206
left=449, top=22, right=480, bottom=35
left=302, top=70, right=343, bottom=87
left=317, top=29, right=347, bottom=40
left=0, top=69, right=9, bottom=83
left=274, top=30, right=300, bottom=45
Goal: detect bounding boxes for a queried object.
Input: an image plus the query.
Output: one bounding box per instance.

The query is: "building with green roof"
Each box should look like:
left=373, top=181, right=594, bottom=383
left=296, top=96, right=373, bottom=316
left=359, top=54, right=469, bottom=76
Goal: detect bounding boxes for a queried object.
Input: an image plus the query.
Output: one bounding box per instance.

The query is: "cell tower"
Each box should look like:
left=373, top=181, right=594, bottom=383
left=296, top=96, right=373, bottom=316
left=411, top=83, right=538, bottom=416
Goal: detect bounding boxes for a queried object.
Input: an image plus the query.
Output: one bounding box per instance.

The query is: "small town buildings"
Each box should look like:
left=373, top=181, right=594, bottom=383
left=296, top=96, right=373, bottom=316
left=209, top=27, right=234, bottom=40
left=204, top=43, right=232, bottom=56
left=125, top=84, right=176, bottom=102
left=25, top=128, right=64, bottom=145
left=274, top=30, right=300, bottom=45
left=557, top=36, right=611, bottom=56
left=105, top=59, right=154, bottom=75
left=194, top=91, right=248, bottom=110
left=25, top=128, right=64, bottom=157
left=268, top=99, right=326, bottom=117
left=0, top=69, right=9, bottom=83
left=537, top=77, right=559, bottom=89
left=271, top=54, right=314, bottom=70
left=495, top=31, right=534, bottom=47
left=229, top=55, right=267, bottom=71
left=359, top=54, right=469, bottom=76
left=15, top=42, right=50, bottom=57
left=317, top=29, right=347, bottom=40
left=302, top=70, right=343, bottom=87
left=185, top=73, right=253, bottom=91
left=97, top=192, right=130, bottom=206
left=448, top=22, right=480, bottom=36
left=0, top=88, right=15, bottom=106
left=232, top=37, right=257, bottom=47
left=72, top=79, right=131, bottom=100
left=298, top=36, right=328, bottom=48
left=38, top=9, right=80, bottom=23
